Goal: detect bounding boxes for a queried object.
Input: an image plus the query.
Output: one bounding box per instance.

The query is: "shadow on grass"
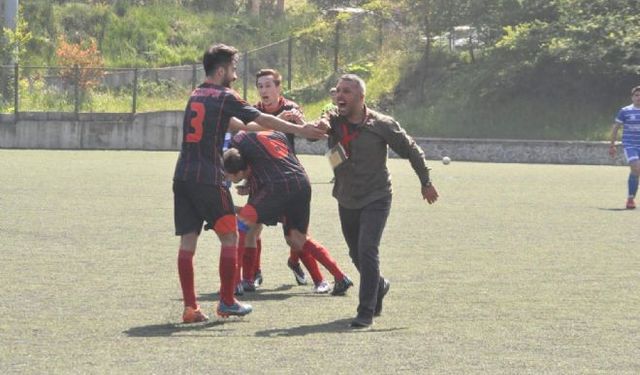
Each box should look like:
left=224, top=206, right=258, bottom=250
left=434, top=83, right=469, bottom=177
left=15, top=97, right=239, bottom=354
left=123, top=319, right=236, bottom=337
left=254, top=318, right=407, bottom=337
left=197, top=284, right=300, bottom=302
left=597, top=207, right=632, bottom=211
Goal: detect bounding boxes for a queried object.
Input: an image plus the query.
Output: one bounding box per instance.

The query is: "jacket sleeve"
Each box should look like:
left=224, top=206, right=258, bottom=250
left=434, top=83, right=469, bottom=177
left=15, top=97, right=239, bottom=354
left=378, top=120, right=431, bottom=186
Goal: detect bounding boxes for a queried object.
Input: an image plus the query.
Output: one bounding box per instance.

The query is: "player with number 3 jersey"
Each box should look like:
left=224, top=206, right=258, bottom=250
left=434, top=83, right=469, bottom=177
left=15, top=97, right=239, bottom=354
left=172, top=43, right=327, bottom=323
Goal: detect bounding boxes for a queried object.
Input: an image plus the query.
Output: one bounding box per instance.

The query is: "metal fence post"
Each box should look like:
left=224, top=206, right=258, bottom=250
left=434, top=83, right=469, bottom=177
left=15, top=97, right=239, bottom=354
left=14, top=63, right=19, bottom=120
left=287, top=36, right=293, bottom=91
left=74, top=64, right=80, bottom=117
left=242, top=52, right=249, bottom=100
left=334, top=20, right=341, bottom=72
left=191, top=64, right=197, bottom=90
left=132, top=68, right=138, bottom=114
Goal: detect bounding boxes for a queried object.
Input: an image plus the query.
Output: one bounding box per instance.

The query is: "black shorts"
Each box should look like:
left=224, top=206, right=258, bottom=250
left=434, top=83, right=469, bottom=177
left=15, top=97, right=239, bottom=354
left=246, top=183, right=311, bottom=236
left=173, top=180, right=235, bottom=236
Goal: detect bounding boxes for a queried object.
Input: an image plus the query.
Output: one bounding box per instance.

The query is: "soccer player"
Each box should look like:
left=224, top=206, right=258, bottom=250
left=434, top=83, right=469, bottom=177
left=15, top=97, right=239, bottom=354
left=239, top=68, right=330, bottom=293
left=223, top=130, right=353, bottom=297
left=173, top=43, right=326, bottom=323
left=609, top=85, right=640, bottom=209
left=317, top=74, right=439, bottom=328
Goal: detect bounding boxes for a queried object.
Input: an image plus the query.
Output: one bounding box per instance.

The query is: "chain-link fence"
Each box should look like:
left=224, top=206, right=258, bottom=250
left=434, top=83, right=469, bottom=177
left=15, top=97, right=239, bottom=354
left=1, top=13, right=409, bottom=116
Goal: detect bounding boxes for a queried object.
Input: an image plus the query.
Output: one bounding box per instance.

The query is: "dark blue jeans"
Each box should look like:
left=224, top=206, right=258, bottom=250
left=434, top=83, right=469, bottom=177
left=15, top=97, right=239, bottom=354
left=338, top=195, right=391, bottom=319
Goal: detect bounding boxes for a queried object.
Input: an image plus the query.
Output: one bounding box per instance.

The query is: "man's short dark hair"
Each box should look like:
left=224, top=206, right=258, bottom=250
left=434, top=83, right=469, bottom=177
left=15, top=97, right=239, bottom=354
left=203, top=43, right=238, bottom=77
left=632, top=86, right=640, bottom=95
left=223, top=147, right=247, bottom=174
left=255, top=68, right=282, bottom=87
left=339, top=74, right=366, bottom=95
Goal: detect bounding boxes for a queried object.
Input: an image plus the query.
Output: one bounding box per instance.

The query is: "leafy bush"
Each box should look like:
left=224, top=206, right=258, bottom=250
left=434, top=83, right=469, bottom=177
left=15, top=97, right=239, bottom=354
left=56, top=37, right=104, bottom=91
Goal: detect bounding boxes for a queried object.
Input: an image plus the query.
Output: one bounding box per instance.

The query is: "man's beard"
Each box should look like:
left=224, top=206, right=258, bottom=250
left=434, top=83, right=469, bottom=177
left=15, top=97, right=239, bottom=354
left=221, top=78, right=232, bottom=88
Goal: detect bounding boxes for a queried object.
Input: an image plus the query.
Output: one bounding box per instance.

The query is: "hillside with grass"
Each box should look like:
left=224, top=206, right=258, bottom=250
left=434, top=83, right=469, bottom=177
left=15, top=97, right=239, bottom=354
left=2, top=0, right=639, bottom=141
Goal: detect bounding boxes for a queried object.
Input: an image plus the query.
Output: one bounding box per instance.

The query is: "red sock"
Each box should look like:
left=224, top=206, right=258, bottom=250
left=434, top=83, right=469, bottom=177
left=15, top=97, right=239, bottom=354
left=178, top=249, right=197, bottom=308
left=254, top=238, right=262, bottom=274
left=219, top=246, right=237, bottom=305
left=298, top=248, right=324, bottom=284
left=243, top=246, right=257, bottom=281
left=303, top=239, right=345, bottom=280
left=289, top=248, right=300, bottom=264
left=236, top=232, right=246, bottom=285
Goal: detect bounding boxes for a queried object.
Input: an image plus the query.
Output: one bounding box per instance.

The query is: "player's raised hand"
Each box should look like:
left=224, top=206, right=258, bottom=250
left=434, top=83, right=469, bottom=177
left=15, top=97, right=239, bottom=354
left=422, top=184, right=439, bottom=204
left=278, top=109, right=304, bottom=124
left=301, top=123, right=328, bottom=140
left=314, top=118, right=331, bottom=132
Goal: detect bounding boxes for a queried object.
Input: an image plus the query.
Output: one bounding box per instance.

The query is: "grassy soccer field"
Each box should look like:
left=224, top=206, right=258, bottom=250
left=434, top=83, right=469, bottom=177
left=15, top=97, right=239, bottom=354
left=0, top=150, right=638, bottom=374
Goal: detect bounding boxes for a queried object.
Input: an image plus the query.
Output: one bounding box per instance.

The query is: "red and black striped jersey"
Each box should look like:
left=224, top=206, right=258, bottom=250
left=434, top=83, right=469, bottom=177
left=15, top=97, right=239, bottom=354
left=255, top=96, right=301, bottom=153
left=231, top=130, right=309, bottom=193
left=173, top=83, right=261, bottom=185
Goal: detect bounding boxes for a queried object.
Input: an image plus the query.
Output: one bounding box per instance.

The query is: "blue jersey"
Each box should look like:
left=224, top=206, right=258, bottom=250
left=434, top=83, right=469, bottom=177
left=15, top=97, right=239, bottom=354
left=615, top=105, right=640, bottom=148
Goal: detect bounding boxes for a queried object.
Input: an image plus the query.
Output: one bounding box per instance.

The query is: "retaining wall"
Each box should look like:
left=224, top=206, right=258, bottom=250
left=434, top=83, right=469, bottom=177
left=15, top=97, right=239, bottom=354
left=0, top=111, right=621, bottom=165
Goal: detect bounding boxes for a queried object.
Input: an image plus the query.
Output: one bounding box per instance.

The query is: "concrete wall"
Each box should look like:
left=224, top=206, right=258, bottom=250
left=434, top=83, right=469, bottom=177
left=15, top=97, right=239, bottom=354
left=296, top=137, right=621, bottom=166
left=0, top=111, right=182, bottom=150
left=0, top=111, right=621, bottom=165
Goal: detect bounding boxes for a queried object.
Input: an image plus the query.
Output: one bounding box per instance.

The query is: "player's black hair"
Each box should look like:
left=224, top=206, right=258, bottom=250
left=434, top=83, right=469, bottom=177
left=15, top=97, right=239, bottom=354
left=223, top=147, right=247, bottom=174
left=203, top=43, right=238, bottom=77
left=632, top=86, right=640, bottom=95
left=255, top=68, right=282, bottom=87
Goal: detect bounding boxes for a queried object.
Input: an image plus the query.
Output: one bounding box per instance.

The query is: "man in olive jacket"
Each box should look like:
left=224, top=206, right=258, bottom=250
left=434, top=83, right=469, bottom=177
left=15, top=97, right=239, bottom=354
left=318, top=74, right=439, bottom=328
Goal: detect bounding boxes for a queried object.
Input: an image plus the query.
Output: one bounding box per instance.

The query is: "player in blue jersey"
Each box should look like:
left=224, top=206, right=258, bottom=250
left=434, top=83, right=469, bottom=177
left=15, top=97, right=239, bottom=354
left=173, top=43, right=327, bottom=323
left=223, top=131, right=353, bottom=297
left=609, top=85, right=640, bottom=209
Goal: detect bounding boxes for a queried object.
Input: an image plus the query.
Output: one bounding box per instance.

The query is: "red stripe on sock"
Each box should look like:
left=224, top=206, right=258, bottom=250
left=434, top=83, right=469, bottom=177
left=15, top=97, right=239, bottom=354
left=242, top=247, right=257, bottom=281
left=302, top=239, right=345, bottom=280
left=289, top=248, right=300, bottom=263
left=254, top=238, right=262, bottom=273
left=219, top=246, right=237, bottom=305
left=178, top=249, right=197, bottom=309
left=298, top=248, right=324, bottom=284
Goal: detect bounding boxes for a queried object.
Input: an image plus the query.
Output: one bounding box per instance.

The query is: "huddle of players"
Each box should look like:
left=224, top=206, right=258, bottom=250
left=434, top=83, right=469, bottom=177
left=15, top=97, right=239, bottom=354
left=173, top=43, right=350, bottom=323
left=227, top=68, right=351, bottom=298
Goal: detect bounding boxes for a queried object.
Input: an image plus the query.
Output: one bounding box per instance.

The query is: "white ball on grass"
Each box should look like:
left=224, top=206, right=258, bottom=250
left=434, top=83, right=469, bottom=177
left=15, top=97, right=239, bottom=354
left=442, top=156, right=451, bottom=165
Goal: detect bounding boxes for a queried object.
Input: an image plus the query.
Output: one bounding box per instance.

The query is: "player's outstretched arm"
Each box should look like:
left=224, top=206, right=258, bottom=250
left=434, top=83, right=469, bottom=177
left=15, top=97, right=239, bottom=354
left=254, top=113, right=327, bottom=140
left=229, top=117, right=267, bottom=132
left=422, top=183, right=439, bottom=204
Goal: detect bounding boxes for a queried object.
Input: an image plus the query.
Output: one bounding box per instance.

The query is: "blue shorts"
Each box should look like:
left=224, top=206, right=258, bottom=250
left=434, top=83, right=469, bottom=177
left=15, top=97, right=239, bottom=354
left=623, top=146, right=640, bottom=163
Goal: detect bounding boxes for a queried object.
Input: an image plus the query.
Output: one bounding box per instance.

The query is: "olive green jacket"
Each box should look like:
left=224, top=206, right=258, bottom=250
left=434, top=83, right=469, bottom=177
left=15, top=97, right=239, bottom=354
left=326, top=106, right=431, bottom=209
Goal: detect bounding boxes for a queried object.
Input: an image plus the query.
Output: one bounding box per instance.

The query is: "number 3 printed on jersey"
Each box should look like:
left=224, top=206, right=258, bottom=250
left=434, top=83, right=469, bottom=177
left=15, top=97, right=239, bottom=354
left=186, top=102, right=204, bottom=143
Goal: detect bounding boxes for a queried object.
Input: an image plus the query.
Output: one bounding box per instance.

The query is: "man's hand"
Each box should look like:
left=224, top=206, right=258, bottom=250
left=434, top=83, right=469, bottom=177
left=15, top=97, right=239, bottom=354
left=300, top=123, right=328, bottom=140
left=278, top=109, right=304, bottom=124
left=422, top=184, right=439, bottom=204
left=315, top=118, right=331, bottom=132
left=608, top=144, right=617, bottom=158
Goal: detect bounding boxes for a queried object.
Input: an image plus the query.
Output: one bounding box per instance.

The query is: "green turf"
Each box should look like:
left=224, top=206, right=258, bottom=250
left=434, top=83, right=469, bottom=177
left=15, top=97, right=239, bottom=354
left=1, top=150, right=638, bottom=374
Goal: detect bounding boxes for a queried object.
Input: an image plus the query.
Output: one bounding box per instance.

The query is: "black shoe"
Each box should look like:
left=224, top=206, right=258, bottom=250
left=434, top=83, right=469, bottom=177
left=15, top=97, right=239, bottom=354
left=241, top=279, right=256, bottom=292
left=287, top=260, right=308, bottom=285
left=374, top=278, right=390, bottom=317
left=254, top=269, right=263, bottom=287
left=349, top=316, right=372, bottom=329
left=331, top=275, right=353, bottom=296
